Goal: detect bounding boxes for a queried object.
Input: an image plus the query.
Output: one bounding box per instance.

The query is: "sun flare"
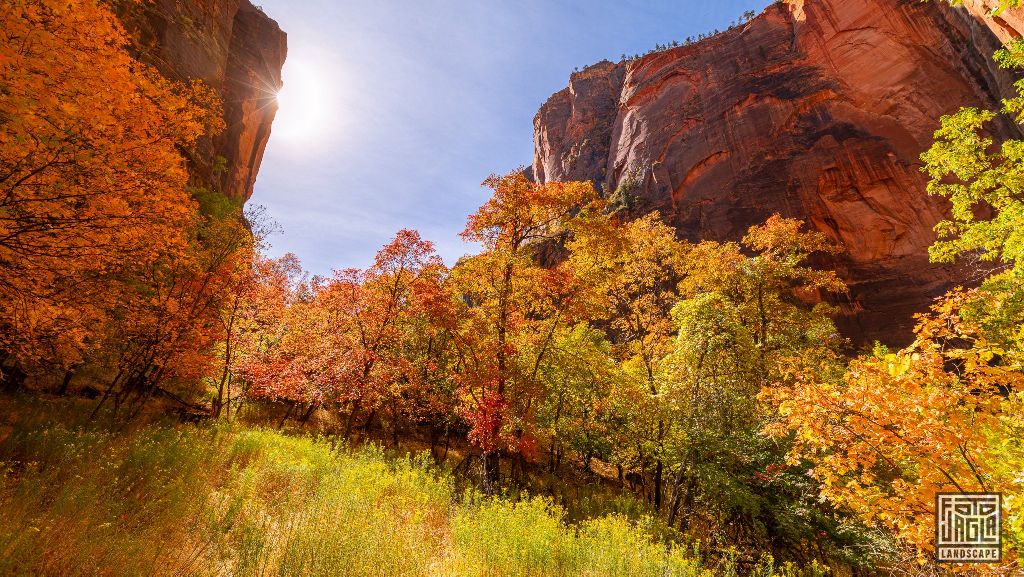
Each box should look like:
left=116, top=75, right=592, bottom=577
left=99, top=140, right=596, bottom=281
left=273, top=57, right=337, bottom=144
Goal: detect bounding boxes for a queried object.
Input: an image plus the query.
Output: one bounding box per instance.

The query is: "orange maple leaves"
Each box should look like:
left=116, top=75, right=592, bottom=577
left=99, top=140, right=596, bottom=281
left=239, top=230, right=448, bottom=435
left=767, top=289, right=1024, bottom=566
left=0, top=0, right=222, bottom=372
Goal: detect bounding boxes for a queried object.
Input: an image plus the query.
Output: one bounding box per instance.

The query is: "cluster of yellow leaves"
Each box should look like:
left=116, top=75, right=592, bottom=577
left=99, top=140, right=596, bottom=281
left=767, top=289, right=1024, bottom=568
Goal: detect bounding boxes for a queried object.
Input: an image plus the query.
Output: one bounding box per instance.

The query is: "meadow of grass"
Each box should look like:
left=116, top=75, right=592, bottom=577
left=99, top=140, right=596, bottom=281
left=0, top=399, right=826, bottom=577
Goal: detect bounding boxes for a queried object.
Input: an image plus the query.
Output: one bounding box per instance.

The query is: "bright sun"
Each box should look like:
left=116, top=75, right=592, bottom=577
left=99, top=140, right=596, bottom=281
left=273, top=57, right=336, bottom=145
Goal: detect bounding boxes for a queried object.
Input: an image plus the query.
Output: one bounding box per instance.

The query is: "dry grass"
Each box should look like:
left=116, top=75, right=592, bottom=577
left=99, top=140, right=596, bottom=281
left=0, top=398, right=825, bottom=577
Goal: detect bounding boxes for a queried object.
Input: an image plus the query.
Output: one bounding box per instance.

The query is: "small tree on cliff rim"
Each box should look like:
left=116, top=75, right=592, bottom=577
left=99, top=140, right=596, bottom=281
left=454, top=171, right=599, bottom=488
left=941, top=0, right=1022, bottom=13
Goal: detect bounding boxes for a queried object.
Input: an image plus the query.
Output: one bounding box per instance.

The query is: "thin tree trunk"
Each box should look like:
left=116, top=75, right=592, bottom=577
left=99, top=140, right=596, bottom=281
left=126, top=382, right=158, bottom=423
left=343, top=398, right=362, bottom=440
left=357, top=408, right=376, bottom=443
left=667, top=463, right=687, bottom=526
left=429, top=424, right=440, bottom=460
left=278, top=402, right=296, bottom=429
left=298, top=401, right=318, bottom=425
left=654, top=459, right=663, bottom=511
left=216, top=296, right=240, bottom=418
left=482, top=452, right=500, bottom=493
left=225, top=373, right=233, bottom=420
left=56, top=368, right=75, bottom=396
left=441, top=427, right=450, bottom=462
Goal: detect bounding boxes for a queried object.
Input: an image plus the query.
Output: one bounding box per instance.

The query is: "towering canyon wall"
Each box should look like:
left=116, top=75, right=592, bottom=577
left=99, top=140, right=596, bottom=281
left=533, top=0, right=1023, bottom=344
left=116, top=0, right=287, bottom=202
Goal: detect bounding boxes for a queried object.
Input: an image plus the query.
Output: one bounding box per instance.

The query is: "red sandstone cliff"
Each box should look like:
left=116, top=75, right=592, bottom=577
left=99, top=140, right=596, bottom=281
left=533, top=0, right=1023, bottom=344
left=116, top=0, right=287, bottom=202
left=964, top=0, right=1024, bottom=42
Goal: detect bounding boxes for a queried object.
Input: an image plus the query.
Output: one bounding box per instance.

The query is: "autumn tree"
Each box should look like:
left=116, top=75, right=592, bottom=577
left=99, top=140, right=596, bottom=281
left=240, top=230, right=447, bottom=434
left=654, top=216, right=853, bottom=558
left=768, top=294, right=1023, bottom=567
left=216, top=250, right=303, bottom=418
left=393, top=265, right=465, bottom=456
left=319, top=229, right=446, bottom=438
left=239, top=281, right=332, bottom=423
left=452, top=171, right=600, bottom=489
left=90, top=195, right=255, bottom=420
left=533, top=323, right=623, bottom=474
left=564, top=212, right=688, bottom=508
left=0, top=0, right=222, bottom=384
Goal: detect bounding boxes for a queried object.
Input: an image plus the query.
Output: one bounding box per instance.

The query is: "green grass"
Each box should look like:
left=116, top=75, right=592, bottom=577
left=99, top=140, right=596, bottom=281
left=0, top=400, right=825, bottom=576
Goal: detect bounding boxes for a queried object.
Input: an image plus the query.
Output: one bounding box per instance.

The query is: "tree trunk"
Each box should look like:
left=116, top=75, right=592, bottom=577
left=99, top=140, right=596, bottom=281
left=677, top=480, right=696, bottom=531
left=0, top=364, right=26, bottom=393
left=225, top=373, right=233, bottom=420
left=482, top=452, right=500, bottom=493
left=277, top=402, right=296, bottom=429
left=213, top=365, right=228, bottom=418
left=216, top=298, right=239, bottom=419
left=654, top=459, right=663, bottom=511
left=667, top=464, right=687, bottom=527
left=343, top=398, right=362, bottom=440
left=357, top=408, right=376, bottom=443
left=90, top=368, right=124, bottom=421
left=56, top=368, right=75, bottom=396
left=298, top=402, right=318, bottom=425
left=429, top=424, right=440, bottom=459
left=126, top=381, right=158, bottom=423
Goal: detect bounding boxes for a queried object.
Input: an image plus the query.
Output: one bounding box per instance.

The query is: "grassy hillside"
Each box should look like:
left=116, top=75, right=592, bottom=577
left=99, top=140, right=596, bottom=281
left=0, top=399, right=825, bottom=577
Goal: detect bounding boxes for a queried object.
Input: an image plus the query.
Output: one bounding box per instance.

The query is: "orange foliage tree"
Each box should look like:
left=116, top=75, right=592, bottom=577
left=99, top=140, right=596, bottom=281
left=318, top=229, right=446, bottom=438
left=240, top=230, right=447, bottom=433
left=0, top=0, right=222, bottom=380
left=564, top=211, right=689, bottom=508
left=766, top=291, right=1024, bottom=567
left=217, top=252, right=305, bottom=418
left=91, top=206, right=255, bottom=420
left=452, top=171, right=600, bottom=488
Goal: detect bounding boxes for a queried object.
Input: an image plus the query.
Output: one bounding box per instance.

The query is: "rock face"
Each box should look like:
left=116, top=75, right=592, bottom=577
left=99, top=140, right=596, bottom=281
left=533, top=0, right=1023, bottom=345
left=116, top=0, right=287, bottom=202
left=964, top=0, right=1024, bottom=43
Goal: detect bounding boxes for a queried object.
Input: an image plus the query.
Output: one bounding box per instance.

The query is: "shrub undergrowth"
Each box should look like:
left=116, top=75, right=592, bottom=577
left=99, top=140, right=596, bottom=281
left=0, top=400, right=824, bottom=576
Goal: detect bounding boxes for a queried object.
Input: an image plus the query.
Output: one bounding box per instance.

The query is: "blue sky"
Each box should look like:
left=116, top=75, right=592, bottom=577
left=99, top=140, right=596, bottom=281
left=252, top=0, right=771, bottom=275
